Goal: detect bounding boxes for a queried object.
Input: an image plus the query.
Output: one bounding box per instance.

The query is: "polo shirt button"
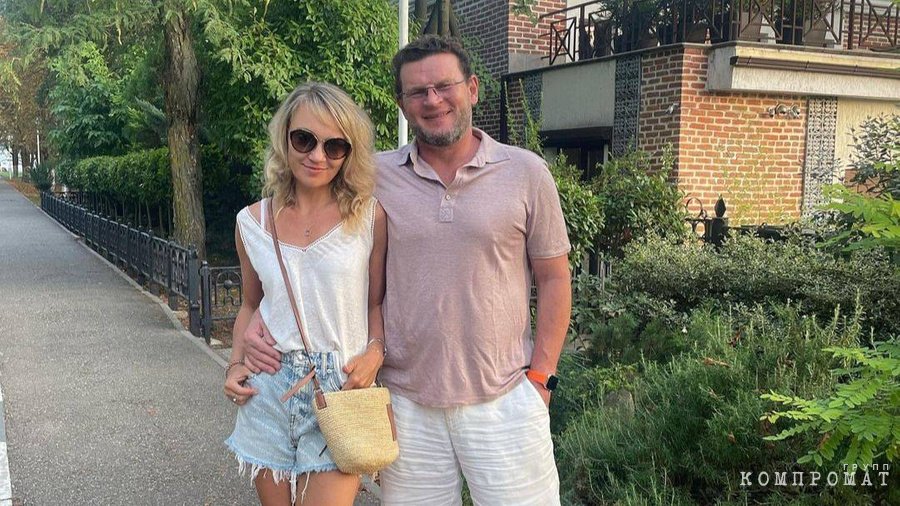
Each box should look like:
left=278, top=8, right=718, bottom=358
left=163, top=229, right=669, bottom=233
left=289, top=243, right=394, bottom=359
left=444, top=194, right=451, bottom=200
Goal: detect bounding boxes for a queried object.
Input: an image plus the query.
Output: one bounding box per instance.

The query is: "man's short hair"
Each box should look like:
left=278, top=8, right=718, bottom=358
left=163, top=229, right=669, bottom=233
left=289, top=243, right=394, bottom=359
left=392, top=35, right=474, bottom=98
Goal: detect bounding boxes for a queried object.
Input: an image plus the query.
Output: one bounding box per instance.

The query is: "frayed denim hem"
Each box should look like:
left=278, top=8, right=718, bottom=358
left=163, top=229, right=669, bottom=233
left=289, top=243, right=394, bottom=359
left=225, top=441, right=339, bottom=504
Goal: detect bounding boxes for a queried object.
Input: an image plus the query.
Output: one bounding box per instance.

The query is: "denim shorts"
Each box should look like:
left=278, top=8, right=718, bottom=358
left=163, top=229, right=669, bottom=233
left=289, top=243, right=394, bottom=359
left=225, top=350, right=344, bottom=491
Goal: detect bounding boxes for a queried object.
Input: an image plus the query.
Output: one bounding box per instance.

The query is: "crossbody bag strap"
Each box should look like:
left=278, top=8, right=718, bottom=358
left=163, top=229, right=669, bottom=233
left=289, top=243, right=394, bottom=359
left=267, top=198, right=327, bottom=408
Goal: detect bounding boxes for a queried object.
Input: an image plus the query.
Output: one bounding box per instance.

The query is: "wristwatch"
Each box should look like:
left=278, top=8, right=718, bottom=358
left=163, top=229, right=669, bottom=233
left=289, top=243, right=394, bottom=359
left=526, top=369, right=559, bottom=391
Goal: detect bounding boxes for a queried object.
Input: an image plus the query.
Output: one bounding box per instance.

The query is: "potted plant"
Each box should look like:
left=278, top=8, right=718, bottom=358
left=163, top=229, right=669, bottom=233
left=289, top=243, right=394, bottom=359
left=609, top=0, right=659, bottom=52
left=655, top=0, right=708, bottom=44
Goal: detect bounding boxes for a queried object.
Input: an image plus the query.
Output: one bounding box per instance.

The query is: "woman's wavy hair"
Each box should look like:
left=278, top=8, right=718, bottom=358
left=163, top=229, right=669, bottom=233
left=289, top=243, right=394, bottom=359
left=262, top=82, right=376, bottom=232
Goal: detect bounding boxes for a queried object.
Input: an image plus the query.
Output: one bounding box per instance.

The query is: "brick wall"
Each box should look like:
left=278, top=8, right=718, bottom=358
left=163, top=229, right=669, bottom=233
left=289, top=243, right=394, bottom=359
left=454, top=0, right=564, bottom=137
left=841, top=2, right=899, bottom=50
left=676, top=47, right=806, bottom=223
left=508, top=0, right=564, bottom=56
left=638, top=48, right=685, bottom=173
left=456, top=0, right=510, bottom=137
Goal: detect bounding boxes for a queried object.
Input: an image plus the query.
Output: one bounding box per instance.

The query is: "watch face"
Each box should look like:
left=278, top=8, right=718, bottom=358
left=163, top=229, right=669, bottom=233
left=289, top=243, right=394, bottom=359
left=546, top=375, right=559, bottom=391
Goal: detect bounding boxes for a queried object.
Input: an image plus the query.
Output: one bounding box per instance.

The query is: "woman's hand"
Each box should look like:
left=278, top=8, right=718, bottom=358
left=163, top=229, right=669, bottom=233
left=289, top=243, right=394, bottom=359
left=340, top=342, right=385, bottom=390
left=224, top=363, right=257, bottom=406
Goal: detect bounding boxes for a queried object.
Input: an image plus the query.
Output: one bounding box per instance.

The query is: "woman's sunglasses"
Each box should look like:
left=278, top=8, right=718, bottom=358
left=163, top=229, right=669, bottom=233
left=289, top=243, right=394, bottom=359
left=288, top=128, right=352, bottom=160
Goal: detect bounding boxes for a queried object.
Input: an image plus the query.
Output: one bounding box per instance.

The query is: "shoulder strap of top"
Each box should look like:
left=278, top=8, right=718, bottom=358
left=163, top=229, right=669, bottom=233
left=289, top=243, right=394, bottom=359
left=260, top=197, right=267, bottom=230
left=368, top=197, right=378, bottom=236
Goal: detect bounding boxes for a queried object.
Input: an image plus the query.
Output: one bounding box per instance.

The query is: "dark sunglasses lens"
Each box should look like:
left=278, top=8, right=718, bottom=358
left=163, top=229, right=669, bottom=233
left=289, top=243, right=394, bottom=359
left=289, top=130, right=316, bottom=153
left=324, top=139, right=351, bottom=159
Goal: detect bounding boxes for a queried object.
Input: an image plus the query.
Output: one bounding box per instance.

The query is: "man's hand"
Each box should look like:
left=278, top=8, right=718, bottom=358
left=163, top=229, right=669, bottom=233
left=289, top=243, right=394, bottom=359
left=341, top=342, right=385, bottom=390
left=224, top=364, right=257, bottom=406
left=529, top=379, right=551, bottom=408
left=243, top=310, right=282, bottom=374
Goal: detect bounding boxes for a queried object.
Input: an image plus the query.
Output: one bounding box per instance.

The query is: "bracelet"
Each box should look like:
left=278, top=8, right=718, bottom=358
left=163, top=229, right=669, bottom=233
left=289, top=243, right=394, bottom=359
left=225, top=359, right=244, bottom=378
left=367, top=338, right=387, bottom=356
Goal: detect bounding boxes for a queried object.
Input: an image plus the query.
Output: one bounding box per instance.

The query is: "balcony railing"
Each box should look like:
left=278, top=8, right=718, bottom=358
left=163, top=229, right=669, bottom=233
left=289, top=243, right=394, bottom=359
left=541, top=0, right=898, bottom=65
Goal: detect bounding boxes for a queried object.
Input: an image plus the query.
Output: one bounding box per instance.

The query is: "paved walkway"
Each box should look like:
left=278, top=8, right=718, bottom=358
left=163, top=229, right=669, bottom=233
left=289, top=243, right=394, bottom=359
left=0, top=181, right=259, bottom=504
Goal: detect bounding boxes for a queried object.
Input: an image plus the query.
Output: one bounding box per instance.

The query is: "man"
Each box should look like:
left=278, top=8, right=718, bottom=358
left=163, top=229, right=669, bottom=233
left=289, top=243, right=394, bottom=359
left=242, top=35, right=571, bottom=505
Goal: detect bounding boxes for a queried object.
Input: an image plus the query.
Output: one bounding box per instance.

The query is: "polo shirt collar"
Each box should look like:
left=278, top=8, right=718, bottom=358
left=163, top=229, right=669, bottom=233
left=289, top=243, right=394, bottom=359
left=392, top=128, right=512, bottom=173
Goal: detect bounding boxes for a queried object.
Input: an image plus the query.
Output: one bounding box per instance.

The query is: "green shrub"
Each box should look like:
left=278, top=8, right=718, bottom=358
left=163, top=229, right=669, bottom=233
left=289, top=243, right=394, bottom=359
left=550, top=158, right=603, bottom=269
left=59, top=147, right=170, bottom=205
left=28, top=162, right=53, bottom=191
left=556, top=303, right=885, bottom=505
left=616, top=234, right=900, bottom=334
left=550, top=352, right=637, bottom=436
left=763, top=338, right=900, bottom=468
left=846, top=114, right=899, bottom=198
left=58, top=144, right=235, bottom=207
left=590, top=148, right=687, bottom=257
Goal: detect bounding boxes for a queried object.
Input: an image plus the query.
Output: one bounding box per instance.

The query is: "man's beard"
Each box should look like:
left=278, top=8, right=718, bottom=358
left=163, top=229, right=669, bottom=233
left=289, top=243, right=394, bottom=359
left=411, top=107, right=472, bottom=147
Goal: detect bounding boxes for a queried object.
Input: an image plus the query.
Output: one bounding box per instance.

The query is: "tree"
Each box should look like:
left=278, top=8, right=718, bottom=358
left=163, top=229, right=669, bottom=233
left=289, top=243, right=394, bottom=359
left=1, top=0, right=206, bottom=255
left=419, top=0, right=459, bottom=36
left=196, top=0, right=398, bottom=169
left=161, top=0, right=205, bottom=257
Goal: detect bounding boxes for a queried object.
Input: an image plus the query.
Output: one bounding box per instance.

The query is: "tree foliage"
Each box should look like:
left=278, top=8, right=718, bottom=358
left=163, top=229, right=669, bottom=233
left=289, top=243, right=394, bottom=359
left=847, top=114, right=900, bottom=198
left=196, top=0, right=398, bottom=174
left=47, top=41, right=132, bottom=159
left=591, top=147, right=687, bottom=257
left=762, top=339, right=900, bottom=468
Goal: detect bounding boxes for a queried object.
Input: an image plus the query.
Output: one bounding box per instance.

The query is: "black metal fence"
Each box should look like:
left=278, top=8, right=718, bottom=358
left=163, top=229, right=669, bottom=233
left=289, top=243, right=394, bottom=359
left=42, top=191, right=788, bottom=338
left=542, top=0, right=897, bottom=65
left=41, top=192, right=241, bottom=342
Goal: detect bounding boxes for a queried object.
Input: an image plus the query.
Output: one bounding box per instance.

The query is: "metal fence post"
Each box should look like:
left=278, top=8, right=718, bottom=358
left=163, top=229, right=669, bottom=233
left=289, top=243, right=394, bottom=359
left=200, top=261, right=212, bottom=343
left=709, top=196, right=728, bottom=247
left=167, top=241, right=178, bottom=310
left=147, top=230, right=156, bottom=294
left=188, top=249, right=202, bottom=337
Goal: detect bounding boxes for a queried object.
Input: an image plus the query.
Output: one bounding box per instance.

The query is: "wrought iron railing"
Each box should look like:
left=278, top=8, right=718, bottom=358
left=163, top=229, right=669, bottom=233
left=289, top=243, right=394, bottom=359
left=41, top=191, right=239, bottom=342
left=542, top=0, right=897, bottom=64
left=201, top=265, right=243, bottom=342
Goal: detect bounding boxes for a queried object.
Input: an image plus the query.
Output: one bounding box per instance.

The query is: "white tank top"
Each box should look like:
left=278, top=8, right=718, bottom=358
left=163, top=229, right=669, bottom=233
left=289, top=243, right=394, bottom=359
left=237, top=197, right=376, bottom=372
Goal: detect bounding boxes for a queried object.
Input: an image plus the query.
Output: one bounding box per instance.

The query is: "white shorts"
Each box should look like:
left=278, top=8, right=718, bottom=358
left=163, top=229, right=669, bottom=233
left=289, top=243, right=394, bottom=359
left=380, top=378, right=560, bottom=506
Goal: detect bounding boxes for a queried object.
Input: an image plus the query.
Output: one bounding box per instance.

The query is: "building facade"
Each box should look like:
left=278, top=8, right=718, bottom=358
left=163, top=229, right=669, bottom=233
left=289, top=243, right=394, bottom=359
left=459, top=0, right=899, bottom=223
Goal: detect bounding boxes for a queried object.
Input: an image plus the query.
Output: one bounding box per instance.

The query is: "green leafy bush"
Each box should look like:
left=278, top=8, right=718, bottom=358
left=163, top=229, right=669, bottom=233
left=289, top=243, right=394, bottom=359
left=28, top=162, right=53, bottom=191
left=590, top=148, right=686, bottom=257
left=762, top=338, right=900, bottom=468
left=58, top=145, right=233, bottom=207
left=616, top=234, right=900, bottom=334
left=550, top=159, right=603, bottom=269
left=846, top=114, right=899, bottom=198
left=550, top=352, right=637, bottom=436
left=556, top=304, right=889, bottom=505
left=824, top=185, right=900, bottom=254
left=63, top=147, right=170, bottom=205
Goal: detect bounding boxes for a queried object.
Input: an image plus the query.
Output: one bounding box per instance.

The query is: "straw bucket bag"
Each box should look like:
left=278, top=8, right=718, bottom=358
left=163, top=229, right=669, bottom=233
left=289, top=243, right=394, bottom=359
left=268, top=199, right=399, bottom=475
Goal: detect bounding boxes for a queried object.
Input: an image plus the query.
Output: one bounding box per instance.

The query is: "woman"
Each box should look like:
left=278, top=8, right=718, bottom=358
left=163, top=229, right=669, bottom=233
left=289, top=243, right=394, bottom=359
left=223, top=82, right=387, bottom=505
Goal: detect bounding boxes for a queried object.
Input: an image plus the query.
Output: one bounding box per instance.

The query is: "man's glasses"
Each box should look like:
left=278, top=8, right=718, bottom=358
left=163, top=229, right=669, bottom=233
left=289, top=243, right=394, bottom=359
left=288, top=128, right=352, bottom=160
left=399, top=78, right=468, bottom=102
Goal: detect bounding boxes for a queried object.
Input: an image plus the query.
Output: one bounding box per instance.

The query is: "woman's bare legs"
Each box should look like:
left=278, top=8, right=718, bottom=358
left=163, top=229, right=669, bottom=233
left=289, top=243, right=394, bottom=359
left=254, top=470, right=291, bottom=506
left=295, top=470, right=360, bottom=506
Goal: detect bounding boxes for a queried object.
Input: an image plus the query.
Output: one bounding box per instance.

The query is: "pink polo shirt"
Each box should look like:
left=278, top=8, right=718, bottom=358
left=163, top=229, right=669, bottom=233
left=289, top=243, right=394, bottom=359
left=375, top=129, right=571, bottom=407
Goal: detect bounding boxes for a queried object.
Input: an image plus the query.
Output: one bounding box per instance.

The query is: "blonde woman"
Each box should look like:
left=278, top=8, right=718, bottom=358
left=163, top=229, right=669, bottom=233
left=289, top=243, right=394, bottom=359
left=223, top=82, right=387, bottom=506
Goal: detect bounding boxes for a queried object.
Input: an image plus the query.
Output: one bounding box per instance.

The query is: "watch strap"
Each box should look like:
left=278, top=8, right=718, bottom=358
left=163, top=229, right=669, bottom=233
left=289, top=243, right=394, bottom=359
left=526, top=369, right=550, bottom=386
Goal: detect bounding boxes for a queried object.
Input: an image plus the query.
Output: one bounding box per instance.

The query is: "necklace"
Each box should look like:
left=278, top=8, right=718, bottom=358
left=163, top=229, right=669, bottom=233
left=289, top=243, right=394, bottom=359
left=299, top=200, right=333, bottom=239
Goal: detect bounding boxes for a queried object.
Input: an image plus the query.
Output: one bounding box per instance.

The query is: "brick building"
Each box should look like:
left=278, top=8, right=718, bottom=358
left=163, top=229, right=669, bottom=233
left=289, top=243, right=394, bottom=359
left=453, top=0, right=900, bottom=223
